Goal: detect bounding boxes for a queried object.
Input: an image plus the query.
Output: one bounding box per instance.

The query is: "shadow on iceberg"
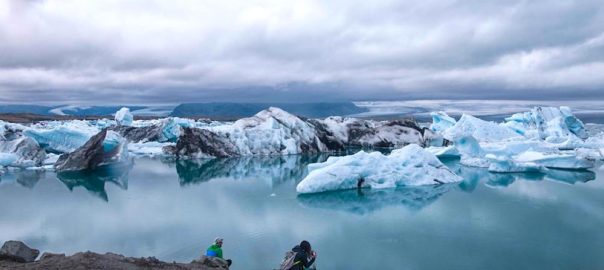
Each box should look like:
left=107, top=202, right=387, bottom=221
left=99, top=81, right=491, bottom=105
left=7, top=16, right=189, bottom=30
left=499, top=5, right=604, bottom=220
left=175, top=154, right=329, bottom=187
left=297, top=184, right=455, bottom=215
left=56, top=164, right=131, bottom=201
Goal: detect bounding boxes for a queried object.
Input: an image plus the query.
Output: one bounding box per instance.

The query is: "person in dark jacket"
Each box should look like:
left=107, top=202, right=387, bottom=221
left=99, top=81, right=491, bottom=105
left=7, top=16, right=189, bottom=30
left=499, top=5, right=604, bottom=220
left=290, top=240, right=316, bottom=270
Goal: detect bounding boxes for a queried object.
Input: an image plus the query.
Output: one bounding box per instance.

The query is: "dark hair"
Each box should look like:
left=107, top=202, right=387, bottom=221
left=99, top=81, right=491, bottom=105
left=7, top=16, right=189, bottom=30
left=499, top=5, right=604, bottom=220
left=300, top=240, right=311, bottom=253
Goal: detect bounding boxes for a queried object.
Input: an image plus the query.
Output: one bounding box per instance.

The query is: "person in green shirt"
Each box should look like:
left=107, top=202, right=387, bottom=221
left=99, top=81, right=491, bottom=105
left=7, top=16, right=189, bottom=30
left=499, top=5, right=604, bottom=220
left=206, top=237, right=232, bottom=266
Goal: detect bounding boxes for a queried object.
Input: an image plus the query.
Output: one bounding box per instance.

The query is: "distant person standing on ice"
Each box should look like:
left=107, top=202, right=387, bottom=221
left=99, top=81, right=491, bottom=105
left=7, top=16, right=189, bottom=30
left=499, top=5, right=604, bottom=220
left=206, top=237, right=232, bottom=267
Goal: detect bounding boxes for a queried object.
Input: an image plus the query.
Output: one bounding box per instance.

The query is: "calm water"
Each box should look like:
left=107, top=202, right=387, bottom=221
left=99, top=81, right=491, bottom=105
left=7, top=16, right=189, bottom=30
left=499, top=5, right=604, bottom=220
left=0, top=155, right=603, bottom=270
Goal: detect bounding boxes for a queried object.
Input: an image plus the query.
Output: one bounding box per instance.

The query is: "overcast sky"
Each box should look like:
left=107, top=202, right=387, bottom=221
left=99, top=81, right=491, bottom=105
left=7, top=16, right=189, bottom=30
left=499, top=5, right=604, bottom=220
left=0, top=0, right=603, bottom=104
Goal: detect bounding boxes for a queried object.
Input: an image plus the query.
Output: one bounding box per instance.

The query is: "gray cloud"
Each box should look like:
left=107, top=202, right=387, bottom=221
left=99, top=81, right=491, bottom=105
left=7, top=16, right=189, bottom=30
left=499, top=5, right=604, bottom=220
left=0, top=0, right=603, bottom=104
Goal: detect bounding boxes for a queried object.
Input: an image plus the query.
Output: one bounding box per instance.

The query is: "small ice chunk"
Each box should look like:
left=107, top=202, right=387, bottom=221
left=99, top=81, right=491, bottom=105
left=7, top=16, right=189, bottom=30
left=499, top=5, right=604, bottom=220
left=487, top=155, right=543, bottom=173
left=128, top=141, right=175, bottom=157
left=430, top=111, right=456, bottom=132
left=115, top=107, right=134, bottom=126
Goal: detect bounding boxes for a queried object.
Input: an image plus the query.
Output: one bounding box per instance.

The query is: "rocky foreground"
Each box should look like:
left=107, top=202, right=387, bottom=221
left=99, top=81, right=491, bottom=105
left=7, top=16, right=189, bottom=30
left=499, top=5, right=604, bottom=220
left=0, top=241, right=229, bottom=270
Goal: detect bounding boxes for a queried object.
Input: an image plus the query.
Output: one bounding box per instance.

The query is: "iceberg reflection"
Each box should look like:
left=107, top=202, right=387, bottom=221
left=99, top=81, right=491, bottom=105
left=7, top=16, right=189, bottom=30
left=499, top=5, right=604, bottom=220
left=175, top=154, right=329, bottom=186
left=297, top=184, right=455, bottom=215
left=0, top=170, right=45, bottom=189
left=56, top=164, right=131, bottom=201
left=445, top=159, right=596, bottom=190
left=544, top=168, right=596, bottom=184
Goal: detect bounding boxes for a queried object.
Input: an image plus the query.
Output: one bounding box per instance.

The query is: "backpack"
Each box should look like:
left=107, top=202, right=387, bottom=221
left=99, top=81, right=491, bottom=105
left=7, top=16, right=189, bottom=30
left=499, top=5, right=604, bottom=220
left=279, top=251, right=298, bottom=270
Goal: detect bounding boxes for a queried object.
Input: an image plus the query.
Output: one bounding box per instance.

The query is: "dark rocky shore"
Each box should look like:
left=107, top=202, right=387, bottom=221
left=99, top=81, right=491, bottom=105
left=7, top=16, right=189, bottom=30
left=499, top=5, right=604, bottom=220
left=0, top=241, right=229, bottom=270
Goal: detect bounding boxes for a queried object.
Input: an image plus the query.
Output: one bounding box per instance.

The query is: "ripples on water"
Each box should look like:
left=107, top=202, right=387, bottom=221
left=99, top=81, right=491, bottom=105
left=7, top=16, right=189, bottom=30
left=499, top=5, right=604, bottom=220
left=0, top=154, right=603, bottom=270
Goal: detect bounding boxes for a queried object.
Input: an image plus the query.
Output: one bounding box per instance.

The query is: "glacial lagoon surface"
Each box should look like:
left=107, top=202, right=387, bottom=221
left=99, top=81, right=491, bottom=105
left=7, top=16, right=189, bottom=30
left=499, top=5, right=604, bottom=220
left=0, top=155, right=603, bottom=270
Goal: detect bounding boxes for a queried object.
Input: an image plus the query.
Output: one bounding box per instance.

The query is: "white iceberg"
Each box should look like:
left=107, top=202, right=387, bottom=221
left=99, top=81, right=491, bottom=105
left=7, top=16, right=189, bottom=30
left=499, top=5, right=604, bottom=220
left=443, top=114, right=521, bottom=142
left=504, top=106, right=587, bottom=144
left=296, top=144, right=462, bottom=194
left=510, top=151, right=593, bottom=170
left=128, top=141, right=175, bottom=157
left=114, top=107, right=133, bottom=126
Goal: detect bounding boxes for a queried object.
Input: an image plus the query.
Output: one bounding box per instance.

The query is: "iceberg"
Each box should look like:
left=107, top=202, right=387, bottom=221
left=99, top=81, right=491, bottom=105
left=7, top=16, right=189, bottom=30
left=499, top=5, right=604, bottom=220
left=0, top=136, right=46, bottom=168
left=24, top=121, right=99, bottom=153
left=443, top=114, right=521, bottom=142
left=114, top=107, right=133, bottom=126
left=112, top=117, right=182, bottom=143
left=54, top=129, right=131, bottom=172
left=486, top=155, right=543, bottom=173
left=504, top=106, right=588, bottom=143
left=430, top=111, right=456, bottom=133
left=511, top=151, right=594, bottom=170
left=296, top=144, right=462, bottom=194
left=128, top=141, right=175, bottom=157
left=217, top=107, right=331, bottom=155
left=446, top=132, right=594, bottom=171
left=169, top=107, right=338, bottom=158
left=314, top=116, right=424, bottom=148
left=426, top=146, right=460, bottom=158
left=485, top=150, right=593, bottom=172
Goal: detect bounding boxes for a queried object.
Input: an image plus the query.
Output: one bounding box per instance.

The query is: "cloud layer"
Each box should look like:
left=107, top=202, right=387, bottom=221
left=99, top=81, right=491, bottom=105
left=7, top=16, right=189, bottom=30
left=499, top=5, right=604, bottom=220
left=0, top=0, right=603, bottom=104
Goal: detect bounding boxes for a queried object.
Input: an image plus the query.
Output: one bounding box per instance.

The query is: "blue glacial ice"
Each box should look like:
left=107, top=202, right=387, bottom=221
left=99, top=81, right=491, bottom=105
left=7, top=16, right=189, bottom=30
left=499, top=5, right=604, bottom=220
left=429, top=111, right=457, bottom=133
left=24, top=121, right=99, bottom=153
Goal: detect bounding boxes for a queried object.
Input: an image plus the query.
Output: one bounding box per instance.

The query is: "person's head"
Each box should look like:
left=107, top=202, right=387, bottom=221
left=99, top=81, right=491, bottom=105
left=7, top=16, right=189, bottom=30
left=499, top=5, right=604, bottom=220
left=300, top=240, right=311, bottom=253
left=214, top=237, right=224, bottom=247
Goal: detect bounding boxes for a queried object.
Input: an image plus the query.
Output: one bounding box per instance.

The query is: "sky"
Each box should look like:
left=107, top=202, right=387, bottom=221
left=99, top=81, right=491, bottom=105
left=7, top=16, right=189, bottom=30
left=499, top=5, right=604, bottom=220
left=0, top=0, right=603, bottom=104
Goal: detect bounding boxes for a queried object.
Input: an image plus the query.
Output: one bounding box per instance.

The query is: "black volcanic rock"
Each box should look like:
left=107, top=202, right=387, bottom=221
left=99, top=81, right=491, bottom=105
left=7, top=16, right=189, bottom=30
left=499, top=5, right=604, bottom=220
left=168, top=127, right=239, bottom=158
left=0, top=243, right=229, bottom=269
left=54, top=129, right=129, bottom=172
left=0, top=241, right=40, bottom=263
left=111, top=125, right=165, bottom=142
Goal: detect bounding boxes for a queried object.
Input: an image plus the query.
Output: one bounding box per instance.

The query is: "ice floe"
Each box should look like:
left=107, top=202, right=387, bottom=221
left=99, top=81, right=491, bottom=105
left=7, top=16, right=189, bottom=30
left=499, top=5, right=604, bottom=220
left=296, top=144, right=462, bottom=194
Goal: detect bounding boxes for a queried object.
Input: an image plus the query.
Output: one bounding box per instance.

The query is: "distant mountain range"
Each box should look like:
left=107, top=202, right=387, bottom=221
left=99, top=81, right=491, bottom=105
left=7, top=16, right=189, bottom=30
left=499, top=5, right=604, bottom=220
left=170, top=102, right=367, bottom=118
left=0, top=102, right=367, bottom=119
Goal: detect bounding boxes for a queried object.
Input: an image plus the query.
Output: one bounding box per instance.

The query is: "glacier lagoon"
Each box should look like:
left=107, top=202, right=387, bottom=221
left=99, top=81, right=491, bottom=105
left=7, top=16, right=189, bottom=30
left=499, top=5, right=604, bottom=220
left=0, top=155, right=603, bottom=270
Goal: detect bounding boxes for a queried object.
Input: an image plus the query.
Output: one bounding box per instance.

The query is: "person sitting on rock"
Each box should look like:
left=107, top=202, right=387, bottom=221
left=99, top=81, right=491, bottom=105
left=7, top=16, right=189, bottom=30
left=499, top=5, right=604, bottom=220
left=290, top=240, right=316, bottom=270
left=206, top=237, right=232, bottom=267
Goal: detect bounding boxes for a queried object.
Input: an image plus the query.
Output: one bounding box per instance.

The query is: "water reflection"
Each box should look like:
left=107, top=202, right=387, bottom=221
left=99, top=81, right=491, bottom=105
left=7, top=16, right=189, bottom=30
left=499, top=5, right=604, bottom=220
left=174, top=154, right=329, bottom=187
left=545, top=169, right=596, bottom=184
left=56, top=164, right=131, bottom=201
left=0, top=170, right=45, bottom=188
left=297, top=184, right=455, bottom=215
left=442, top=158, right=596, bottom=190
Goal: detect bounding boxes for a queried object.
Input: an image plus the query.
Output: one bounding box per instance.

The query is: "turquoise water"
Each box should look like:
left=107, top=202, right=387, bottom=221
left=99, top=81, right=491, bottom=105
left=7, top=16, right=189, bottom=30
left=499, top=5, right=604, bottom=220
left=0, top=155, right=603, bottom=270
